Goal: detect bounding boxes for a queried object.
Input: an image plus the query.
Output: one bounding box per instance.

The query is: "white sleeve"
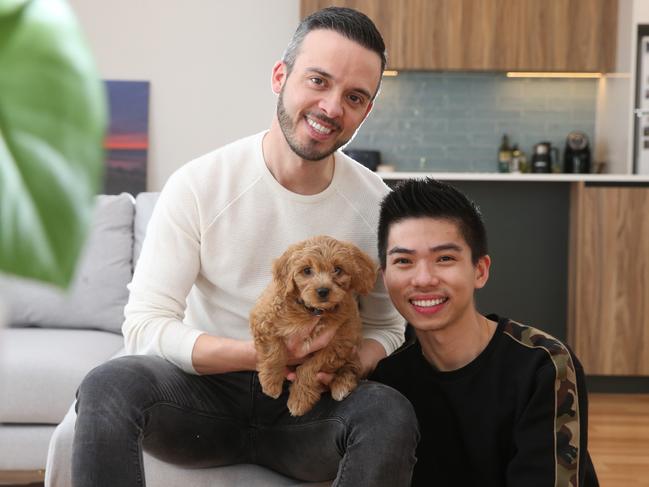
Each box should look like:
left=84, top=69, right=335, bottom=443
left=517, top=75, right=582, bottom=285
left=359, top=275, right=406, bottom=355
left=122, top=170, right=205, bottom=373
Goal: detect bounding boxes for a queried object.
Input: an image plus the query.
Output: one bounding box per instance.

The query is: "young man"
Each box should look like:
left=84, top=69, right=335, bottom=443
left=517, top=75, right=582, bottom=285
left=71, top=7, right=418, bottom=487
left=372, top=178, right=599, bottom=486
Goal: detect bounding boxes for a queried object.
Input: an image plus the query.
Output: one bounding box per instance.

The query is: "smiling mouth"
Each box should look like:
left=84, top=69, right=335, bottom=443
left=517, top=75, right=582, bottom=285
left=306, top=116, right=333, bottom=135
left=410, top=297, right=448, bottom=308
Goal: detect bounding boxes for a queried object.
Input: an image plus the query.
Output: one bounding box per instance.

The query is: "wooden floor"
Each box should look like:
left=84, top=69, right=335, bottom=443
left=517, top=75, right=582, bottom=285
left=0, top=469, right=43, bottom=486
left=0, top=393, right=647, bottom=486
left=589, top=393, right=649, bottom=487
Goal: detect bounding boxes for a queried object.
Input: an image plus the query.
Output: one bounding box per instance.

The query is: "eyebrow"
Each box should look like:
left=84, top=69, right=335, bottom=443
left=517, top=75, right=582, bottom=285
left=387, top=243, right=463, bottom=255
left=306, top=67, right=373, bottom=101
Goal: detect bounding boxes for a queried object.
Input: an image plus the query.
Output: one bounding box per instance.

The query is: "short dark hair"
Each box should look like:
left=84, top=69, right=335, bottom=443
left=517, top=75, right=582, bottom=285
left=378, top=178, right=488, bottom=268
left=283, top=7, right=387, bottom=81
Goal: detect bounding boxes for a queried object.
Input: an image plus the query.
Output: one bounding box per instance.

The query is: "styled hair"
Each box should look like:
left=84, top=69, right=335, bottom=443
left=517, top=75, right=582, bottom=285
left=283, top=7, right=387, bottom=84
left=378, top=178, right=488, bottom=268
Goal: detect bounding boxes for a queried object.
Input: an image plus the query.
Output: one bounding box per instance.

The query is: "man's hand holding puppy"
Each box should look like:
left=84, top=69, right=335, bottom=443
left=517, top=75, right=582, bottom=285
left=284, top=325, right=386, bottom=386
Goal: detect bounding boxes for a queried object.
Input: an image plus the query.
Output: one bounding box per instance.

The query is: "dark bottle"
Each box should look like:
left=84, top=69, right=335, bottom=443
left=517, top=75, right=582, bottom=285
left=497, top=135, right=512, bottom=173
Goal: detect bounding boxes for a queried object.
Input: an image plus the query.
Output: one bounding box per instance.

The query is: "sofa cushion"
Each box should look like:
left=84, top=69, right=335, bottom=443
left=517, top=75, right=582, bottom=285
left=0, top=193, right=134, bottom=333
left=0, top=328, right=124, bottom=424
left=134, top=192, right=159, bottom=265
left=0, top=424, right=57, bottom=470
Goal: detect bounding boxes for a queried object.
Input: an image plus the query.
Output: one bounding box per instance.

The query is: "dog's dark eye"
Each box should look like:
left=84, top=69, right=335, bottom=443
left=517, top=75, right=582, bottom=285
left=303, top=267, right=312, bottom=276
left=333, top=266, right=342, bottom=275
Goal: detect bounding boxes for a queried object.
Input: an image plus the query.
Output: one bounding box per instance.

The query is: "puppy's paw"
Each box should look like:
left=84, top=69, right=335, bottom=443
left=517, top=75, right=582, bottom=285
left=287, top=385, right=320, bottom=416
left=330, top=375, right=358, bottom=401
left=261, top=382, right=283, bottom=399
left=259, top=373, right=284, bottom=399
left=287, top=394, right=316, bottom=417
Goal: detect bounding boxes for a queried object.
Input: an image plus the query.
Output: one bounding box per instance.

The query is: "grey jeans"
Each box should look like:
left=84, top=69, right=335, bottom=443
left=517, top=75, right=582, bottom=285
left=72, top=355, right=419, bottom=487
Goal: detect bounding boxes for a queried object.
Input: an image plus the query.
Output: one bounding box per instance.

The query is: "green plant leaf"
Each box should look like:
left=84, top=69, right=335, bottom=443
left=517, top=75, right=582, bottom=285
left=0, top=0, right=106, bottom=288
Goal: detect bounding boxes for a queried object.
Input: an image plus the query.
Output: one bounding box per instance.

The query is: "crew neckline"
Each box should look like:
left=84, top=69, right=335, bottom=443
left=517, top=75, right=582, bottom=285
left=256, top=131, right=344, bottom=203
left=418, top=315, right=507, bottom=381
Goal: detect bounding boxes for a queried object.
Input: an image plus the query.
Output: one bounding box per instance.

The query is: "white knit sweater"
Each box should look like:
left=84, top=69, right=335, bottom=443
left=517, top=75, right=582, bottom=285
left=123, top=131, right=405, bottom=373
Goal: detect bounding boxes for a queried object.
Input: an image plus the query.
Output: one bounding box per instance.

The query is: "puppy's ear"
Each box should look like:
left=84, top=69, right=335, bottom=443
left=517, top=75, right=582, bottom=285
left=272, top=245, right=296, bottom=298
left=348, top=245, right=378, bottom=295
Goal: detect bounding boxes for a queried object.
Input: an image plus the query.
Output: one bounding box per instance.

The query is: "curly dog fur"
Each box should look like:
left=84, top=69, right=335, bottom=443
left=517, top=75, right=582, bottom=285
left=250, top=235, right=377, bottom=416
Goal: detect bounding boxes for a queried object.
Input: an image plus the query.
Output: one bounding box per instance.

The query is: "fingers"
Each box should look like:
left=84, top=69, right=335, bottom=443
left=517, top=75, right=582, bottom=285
left=308, top=325, right=336, bottom=353
left=285, top=366, right=297, bottom=382
left=295, top=316, right=320, bottom=341
left=285, top=317, right=320, bottom=358
left=285, top=317, right=338, bottom=361
left=286, top=369, right=334, bottom=395
left=317, top=371, right=334, bottom=387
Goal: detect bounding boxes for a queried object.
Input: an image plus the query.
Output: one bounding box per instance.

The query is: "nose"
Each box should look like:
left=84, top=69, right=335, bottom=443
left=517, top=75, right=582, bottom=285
left=316, top=287, right=330, bottom=300
left=319, top=92, right=343, bottom=119
left=411, top=262, right=439, bottom=288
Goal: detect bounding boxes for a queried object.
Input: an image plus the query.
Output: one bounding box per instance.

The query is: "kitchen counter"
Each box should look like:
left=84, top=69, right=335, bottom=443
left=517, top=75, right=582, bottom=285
left=378, top=172, right=649, bottom=183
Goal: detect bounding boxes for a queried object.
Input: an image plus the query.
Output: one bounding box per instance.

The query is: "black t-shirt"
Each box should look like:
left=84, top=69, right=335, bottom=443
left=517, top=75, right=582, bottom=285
left=370, top=315, right=598, bottom=487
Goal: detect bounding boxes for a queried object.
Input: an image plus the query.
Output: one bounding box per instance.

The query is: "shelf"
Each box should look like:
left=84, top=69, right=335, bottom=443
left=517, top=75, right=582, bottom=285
left=378, top=172, right=649, bottom=183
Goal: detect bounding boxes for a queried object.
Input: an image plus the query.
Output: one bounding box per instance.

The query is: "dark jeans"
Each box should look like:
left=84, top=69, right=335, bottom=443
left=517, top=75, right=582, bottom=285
left=72, top=355, right=419, bottom=487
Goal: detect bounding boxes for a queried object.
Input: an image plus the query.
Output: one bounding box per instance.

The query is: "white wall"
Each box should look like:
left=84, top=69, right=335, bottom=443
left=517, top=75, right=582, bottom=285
left=68, top=0, right=300, bottom=191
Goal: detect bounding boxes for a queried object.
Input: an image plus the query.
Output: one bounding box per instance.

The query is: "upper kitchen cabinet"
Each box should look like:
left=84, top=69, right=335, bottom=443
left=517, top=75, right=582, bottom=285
left=300, top=0, right=618, bottom=72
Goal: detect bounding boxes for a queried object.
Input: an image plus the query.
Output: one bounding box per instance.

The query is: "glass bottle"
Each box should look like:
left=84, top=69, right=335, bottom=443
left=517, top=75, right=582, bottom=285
left=498, top=134, right=512, bottom=173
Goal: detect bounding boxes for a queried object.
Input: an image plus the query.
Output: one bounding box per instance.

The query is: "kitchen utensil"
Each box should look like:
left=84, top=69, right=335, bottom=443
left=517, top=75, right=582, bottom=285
left=563, top=131, right=591, bottom=173
left=531, top=142, right=559, bottom=173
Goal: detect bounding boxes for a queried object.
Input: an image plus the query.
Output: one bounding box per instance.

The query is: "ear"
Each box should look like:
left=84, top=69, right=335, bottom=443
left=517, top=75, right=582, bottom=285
left=271, top=60, right=287, bottom=95
left=474, top=255, right=491, bottom=290
left=272, top=246, right=296, bottom=299
left=349, top=246, right=378, bottom=295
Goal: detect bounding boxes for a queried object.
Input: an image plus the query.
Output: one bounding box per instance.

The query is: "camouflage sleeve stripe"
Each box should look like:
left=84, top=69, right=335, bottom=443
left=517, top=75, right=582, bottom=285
left=503, top=320, right=580, bottom=487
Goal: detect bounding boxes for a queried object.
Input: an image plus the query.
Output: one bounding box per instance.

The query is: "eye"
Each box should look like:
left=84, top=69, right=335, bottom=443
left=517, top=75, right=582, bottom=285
left=393, top=257, right=411, bottom=266
left=438, top=255, right=456, bottom=263
left=348, top=93, right=365, bottom=105
left=333, top=266, right=342, bottom=275
left=309, top=77, right=325, bottom=87
left=303, top=267, right=312, bottom=276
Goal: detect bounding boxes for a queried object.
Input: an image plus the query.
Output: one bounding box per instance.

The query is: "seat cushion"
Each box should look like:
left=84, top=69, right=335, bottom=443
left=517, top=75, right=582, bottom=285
left=0, top=328, right=123, bottom=424
left=0, top=424, right=56, bottom=470
left=0, top=193, right=134, bottom=334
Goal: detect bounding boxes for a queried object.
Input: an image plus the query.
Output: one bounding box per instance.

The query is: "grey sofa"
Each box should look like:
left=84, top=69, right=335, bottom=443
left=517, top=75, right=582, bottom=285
left=0, top=192, right=328, bottom=486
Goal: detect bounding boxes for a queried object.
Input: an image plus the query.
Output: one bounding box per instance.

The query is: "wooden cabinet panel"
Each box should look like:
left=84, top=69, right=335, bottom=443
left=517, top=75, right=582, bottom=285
left=568, top=183, right=649, bottom=375
left=301, top=0, right=617, bottom=72
left=300, top=0, right=408, bottom=67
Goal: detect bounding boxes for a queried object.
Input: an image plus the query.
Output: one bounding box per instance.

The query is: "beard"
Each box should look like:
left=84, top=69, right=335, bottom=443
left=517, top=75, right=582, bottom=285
left=276, top=88, right=349, bottom=161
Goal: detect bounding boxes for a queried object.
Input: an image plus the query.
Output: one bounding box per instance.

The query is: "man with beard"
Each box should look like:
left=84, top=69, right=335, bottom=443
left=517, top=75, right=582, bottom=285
left=71, top=7, right=418, bottom=487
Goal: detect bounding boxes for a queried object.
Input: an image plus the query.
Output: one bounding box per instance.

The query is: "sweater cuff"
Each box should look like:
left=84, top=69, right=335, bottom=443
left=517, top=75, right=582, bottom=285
left=362, top=328, right=405, bottom=356
left=162, top=326, right=206, bottom=374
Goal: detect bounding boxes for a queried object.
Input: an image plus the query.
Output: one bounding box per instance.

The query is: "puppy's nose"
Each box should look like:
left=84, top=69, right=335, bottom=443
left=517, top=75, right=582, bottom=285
left=316, top=287, right=330, bottom=299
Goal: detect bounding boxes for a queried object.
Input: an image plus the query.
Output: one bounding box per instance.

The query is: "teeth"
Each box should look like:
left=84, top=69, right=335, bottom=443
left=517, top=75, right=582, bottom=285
left=411, top=297, right=447, bottom=307
left=307, top=117, right=332, bottom=135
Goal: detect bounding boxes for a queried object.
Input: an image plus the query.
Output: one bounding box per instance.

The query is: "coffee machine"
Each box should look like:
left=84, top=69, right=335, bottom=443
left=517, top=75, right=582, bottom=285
left=531, top=142, right=558, bottom=173
left=563, top=131, right=591, bottom=173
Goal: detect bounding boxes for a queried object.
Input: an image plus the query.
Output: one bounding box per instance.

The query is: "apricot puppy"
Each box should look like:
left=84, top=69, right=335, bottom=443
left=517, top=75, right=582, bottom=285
left=250, top=235, right=377, bottom=416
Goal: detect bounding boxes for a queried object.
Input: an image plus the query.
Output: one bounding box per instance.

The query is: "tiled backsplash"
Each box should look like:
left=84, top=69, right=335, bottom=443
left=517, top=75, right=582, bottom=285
left=347, top=72, right=598, bottom=172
